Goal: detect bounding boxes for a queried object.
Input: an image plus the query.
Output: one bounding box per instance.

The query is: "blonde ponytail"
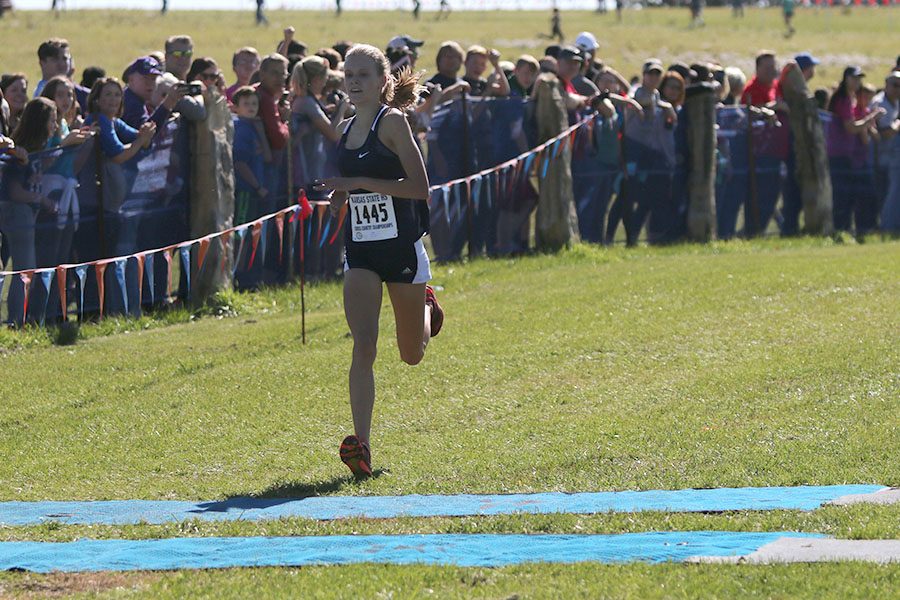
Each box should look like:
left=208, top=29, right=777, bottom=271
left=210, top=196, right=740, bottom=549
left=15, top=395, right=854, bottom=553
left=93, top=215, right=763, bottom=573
left=384, top=66, right=423, bottom=110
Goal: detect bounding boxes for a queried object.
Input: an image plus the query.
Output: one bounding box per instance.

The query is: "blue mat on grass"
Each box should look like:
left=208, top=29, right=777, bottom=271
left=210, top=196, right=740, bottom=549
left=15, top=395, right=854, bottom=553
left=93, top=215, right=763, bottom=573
left=0, top=532, right=825, bottom=572
left=0, top=485, right=882, bottom=526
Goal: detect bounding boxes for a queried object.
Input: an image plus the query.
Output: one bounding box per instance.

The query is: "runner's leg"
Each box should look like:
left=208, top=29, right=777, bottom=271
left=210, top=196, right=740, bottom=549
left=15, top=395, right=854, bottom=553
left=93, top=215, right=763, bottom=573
left=386, top=282, right=430, bottom=366
left=344, top=268, right=383, bottom=446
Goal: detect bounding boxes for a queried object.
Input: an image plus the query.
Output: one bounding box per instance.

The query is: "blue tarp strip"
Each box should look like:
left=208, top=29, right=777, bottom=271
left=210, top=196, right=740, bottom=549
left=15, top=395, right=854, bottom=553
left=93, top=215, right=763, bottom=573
left=0, top=485, right=883, bottom=526
left=0, top=532, right=825, bottom=572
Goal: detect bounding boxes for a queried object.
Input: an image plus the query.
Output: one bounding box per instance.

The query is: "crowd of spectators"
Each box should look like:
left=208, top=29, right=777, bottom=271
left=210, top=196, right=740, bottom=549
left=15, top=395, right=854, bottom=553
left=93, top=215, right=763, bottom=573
left=1, top=31, right=899, bottom=321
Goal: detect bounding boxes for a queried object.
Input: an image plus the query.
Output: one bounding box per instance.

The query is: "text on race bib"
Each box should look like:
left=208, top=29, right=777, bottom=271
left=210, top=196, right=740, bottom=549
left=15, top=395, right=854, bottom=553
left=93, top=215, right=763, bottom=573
left=349, top=193, right=399, bottom=242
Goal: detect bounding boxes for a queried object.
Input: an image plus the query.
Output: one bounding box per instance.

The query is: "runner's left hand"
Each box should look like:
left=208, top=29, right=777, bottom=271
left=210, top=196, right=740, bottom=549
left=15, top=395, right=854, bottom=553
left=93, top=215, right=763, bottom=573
left=316, top=177, right=359, bottom=193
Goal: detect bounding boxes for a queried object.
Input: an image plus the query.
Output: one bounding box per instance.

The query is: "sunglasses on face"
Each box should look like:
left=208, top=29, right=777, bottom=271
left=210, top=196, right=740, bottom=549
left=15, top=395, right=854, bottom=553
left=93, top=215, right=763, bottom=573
left=199, top=72, right=220, bottom=81
left=169, top=50, right=193, bottom=58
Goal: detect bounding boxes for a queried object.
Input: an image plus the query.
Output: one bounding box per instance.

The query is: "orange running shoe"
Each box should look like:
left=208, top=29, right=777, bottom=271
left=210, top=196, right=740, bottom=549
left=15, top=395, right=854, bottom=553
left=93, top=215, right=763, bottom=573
left=425, top=285, right=444, bottom=337
left=339, top=435, right=372, bottom=479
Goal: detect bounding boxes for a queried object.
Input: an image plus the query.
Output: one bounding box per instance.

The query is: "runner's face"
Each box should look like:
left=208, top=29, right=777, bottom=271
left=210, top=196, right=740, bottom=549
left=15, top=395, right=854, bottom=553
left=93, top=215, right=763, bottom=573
left=344, top=54, right=384, bottom=106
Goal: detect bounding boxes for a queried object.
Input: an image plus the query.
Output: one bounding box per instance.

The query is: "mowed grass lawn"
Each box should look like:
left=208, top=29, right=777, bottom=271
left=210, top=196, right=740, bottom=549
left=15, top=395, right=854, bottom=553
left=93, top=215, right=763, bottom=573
left=1, top=7, right=899, bottom=597
left=1, top=7, right=898, bottom=92
left=0, top=238, right=898, bottom=597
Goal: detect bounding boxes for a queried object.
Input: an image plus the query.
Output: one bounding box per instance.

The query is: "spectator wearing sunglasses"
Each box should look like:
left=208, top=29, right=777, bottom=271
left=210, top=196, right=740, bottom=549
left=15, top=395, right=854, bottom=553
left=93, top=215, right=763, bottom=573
left=165, top=35, right=194, bottom=80
left=162, top=37, right=207, bottom=123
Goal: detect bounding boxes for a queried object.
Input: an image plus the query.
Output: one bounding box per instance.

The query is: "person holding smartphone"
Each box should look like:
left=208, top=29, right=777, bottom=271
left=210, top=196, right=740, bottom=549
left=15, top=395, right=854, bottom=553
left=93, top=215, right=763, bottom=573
left=314, top=44, right=443, bottom=479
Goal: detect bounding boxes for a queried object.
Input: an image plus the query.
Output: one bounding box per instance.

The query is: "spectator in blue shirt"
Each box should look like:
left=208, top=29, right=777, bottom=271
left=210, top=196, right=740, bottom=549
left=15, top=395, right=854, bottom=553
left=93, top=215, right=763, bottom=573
left=81, top=77, right=156, bottom=314
left=84, top=78, right=156, bottom=166
left=231, top=86, right=269, bottom=225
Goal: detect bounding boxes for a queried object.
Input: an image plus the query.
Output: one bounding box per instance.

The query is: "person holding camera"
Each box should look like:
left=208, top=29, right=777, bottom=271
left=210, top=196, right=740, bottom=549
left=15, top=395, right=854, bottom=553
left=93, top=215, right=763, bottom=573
left=163, top=36, right=207, bottom=123
left=290, top=56, right=350, bottom=189
left=122, top=57, right=186, bottom=131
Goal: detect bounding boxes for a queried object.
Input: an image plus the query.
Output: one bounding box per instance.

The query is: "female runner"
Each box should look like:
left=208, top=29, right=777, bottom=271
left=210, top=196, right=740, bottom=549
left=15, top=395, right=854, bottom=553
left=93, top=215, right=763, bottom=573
left=315, top=44, right=443, bottom=478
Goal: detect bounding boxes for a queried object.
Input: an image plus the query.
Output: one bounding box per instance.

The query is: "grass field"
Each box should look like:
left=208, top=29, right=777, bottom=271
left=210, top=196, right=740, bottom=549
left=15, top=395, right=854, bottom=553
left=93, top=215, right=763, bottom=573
left=0, top=237, right=898, bottom=597
left=1, top=5, right=899, bottom=598
left=1, top=7, right=898, bottom=93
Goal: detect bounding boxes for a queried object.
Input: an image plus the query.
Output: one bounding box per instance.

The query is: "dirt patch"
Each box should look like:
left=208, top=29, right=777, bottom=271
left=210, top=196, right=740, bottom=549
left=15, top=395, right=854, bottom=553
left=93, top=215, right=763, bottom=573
left=0, top=571, right=163, bottom=599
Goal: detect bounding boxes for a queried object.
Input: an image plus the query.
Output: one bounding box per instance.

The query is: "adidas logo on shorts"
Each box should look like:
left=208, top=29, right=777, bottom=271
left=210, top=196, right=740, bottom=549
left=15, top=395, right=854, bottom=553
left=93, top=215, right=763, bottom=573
left=401, top=267, right=413, bottom=275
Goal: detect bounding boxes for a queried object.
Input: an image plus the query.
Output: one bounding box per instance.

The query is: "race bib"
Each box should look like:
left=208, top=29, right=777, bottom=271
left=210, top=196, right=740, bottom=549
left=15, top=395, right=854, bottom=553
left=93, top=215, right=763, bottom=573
left=349, top=193, right=398, bottom=242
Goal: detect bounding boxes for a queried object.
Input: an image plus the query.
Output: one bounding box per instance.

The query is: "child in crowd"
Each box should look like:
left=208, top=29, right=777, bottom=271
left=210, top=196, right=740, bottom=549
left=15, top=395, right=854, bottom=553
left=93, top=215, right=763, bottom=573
left=231, top=86, right=270, bottom=225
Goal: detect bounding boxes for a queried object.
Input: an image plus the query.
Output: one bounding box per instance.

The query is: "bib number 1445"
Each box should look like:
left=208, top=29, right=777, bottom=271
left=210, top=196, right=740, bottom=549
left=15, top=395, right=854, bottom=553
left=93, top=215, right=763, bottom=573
left=349, top=193, right=398, bottom=242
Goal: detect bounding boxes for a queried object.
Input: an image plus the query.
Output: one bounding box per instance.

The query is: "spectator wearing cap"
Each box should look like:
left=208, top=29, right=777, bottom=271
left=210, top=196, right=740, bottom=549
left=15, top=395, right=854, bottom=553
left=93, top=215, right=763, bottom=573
left=557, top=46, right=595, bottom=99
left=871, top=71, right=900, bottom=218
left=634, top=59, right=667, bottom=105
left=427, top=41, right=470, bottom=99
left=574, top=31, right=601, bottom=81
left=386, top=35, right=424, bottom=72
left=827, top=66, right=886, bottom=234
left=462, top=46, right=510, bottom=97
left=227, top=47, right=261, bottom=102
left=122, top=57, right=184, bottom=130
left=795, top=52, right=819, bottom=82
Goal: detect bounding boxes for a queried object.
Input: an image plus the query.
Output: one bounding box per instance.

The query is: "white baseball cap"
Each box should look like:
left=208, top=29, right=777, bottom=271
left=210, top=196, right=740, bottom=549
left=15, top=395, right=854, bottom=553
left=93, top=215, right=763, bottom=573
left=575, top=32, right=599, bottom=53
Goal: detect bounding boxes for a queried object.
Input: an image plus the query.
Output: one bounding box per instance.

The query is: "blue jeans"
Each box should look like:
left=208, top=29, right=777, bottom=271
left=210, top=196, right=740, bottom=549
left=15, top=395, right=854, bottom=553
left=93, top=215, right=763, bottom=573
left=0, top=202, right=38, bottom=325
left=830, top=157, right=878, bottom=234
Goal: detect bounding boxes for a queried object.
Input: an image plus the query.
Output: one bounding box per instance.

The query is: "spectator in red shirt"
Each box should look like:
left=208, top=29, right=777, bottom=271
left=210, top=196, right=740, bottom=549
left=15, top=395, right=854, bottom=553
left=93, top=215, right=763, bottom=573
left=742, top=51, right=778, bottom=107
left=255, top=53, right=289, bottom=153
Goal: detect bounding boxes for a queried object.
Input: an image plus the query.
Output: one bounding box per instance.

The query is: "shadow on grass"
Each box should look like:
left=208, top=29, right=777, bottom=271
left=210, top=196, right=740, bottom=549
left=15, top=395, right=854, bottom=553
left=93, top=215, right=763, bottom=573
left=188, top=470, right=390, bottom=516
